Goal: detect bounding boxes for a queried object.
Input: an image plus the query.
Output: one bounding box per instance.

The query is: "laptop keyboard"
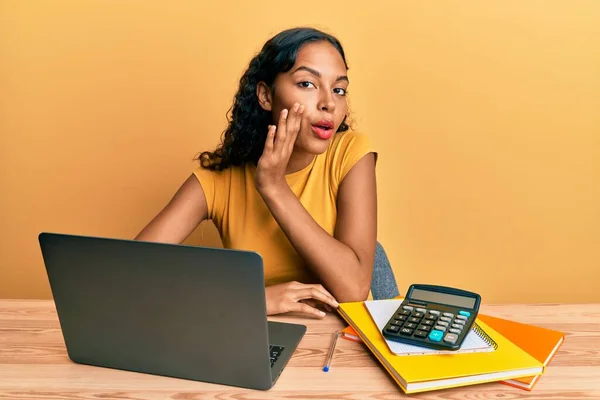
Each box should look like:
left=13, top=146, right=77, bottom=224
left=269, top=345, right=284, bottom=367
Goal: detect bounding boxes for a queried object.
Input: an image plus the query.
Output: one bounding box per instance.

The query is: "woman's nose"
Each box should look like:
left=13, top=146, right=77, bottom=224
left=317, top=91, right=335, bottom=112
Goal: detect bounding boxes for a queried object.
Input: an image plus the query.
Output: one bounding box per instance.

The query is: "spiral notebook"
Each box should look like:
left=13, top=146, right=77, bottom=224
left=364, top=299, right=496, bottom=356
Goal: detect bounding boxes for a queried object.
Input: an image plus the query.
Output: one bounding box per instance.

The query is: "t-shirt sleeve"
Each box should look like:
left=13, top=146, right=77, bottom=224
left=331, top=131, right=378, bottom=190
left=192, top=165, right=223, bottom=222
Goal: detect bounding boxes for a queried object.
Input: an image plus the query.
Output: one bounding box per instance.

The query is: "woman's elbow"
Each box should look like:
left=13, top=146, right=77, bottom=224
left=336, top=281, right=371, bottom=303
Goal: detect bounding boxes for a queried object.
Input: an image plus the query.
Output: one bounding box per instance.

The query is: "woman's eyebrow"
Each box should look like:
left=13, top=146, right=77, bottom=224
left=292, top=66, right=349, bottom=83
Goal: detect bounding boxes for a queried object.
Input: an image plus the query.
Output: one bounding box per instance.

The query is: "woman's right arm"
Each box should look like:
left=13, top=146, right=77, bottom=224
left=135, top=174, right=208, bottom=244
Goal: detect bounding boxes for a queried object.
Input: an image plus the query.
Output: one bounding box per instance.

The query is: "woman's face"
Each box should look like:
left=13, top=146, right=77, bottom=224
left=258, top=41, right=349, bottom=155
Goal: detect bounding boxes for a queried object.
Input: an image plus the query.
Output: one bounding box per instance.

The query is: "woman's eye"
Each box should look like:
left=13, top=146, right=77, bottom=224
left=298, top=81, right=315, bottom=89
left=333, top=88, right=347, bottom=96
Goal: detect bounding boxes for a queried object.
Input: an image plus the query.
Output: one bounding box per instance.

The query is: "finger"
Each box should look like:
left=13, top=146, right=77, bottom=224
left=281, top=103, right=300, bottom=153
left=299, top=299, right=335, bottom=312
left=299, top=294, right=335, bottom=313
left=290, top=282, right=338, bottom=307
left=285, top=103, right=300, bottom=143
left=264, top=125, right=276, bottom=153
left=293, top=287, right=339, bottom=310
left=323, top=304, right=334, bottom=313
left=287, top=301, right=326, bottom=318
left=307, top=284, right=339, bottom=307
left=275, top=108, right=288, bottom=147
left=288, top=104, right=303, bottom=153
left=301, top=299, right=334, bottom=314
left=299, top=299, right=318, bottom=308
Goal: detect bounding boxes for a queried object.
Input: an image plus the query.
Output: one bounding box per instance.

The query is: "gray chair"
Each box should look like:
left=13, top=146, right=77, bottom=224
left=371, top=241, right=400, bottom=300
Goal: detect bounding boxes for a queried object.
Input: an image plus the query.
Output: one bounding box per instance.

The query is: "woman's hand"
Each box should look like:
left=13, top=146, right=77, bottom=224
left=255, top=103, right=304, bottom=195
left=265, top=281, right=339, bottom=317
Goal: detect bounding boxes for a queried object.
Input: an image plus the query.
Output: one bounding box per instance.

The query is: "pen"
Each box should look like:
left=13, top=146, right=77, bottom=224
left=323, top=330, right=341, bottom=372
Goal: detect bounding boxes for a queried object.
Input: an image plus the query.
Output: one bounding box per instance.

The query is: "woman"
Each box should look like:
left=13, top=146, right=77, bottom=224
left=136, top=27, right=377, bottom=317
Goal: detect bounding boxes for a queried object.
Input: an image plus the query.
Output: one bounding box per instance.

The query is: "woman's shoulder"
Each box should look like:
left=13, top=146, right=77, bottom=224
left=324, top=130, right=377, bottom=186
left=329, top=130, right=372, bottom=151
left=191, top=163, right=252, bottom=219
left=326, top=130, right=376, bottom=162
left=192, top=163, right=249, bottom=183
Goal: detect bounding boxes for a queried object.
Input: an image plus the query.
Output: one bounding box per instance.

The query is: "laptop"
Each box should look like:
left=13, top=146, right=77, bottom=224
left=38, top=232, right=306, bottom=390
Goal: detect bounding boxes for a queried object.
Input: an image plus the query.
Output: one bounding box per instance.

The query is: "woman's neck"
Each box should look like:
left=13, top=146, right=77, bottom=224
left=286, top=150, right=315, bottom=175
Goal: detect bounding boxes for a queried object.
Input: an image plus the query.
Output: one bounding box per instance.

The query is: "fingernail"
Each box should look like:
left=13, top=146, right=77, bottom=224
left=333, top=301, right=339, bottom=307
left=319, top=310, right=326, bottom=317
left=282, top=109, right=288, bottom=118
left=299, top=105, right=305, bottom=113
left=293, top=103, right=300, bottom=112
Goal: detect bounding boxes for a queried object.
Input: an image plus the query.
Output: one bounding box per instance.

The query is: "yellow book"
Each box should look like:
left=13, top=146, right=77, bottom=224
left=338, top=301, right=544, bottom=394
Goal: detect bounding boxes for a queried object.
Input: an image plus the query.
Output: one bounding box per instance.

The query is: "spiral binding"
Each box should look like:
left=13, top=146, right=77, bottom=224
left=472, top=322, right=498, bottom=350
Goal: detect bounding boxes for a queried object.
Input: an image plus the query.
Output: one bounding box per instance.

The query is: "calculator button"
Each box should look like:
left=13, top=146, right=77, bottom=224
left=428, top=330, right=444, bottom=342
left=456, top=315, right=468, bottom=321
left=442, top=312, right=454, bottom=318
left=417, top=324, right=431, bottom=332
left=422, top=319, right=434, bottom=326
left=396, top=315, right=408, bottom=321
left=425, top=314, right=438, bottom=320
left=429, top=310, right=440, bottom=315
left=444, top=333, right=459, bottom=344
left=437, top=321, right=449, bottom=327
left=440, top=317, right=452, bottom=323
left=405, top=323, right=417, bottom=329
left=400, top=310, right=411, bottom=316
left=409, top=317, right=421, bottom=323
left=414, top=330, right=428, bottom=339
left=449, top=328, right=461, bottom=334
left=412, top=312, right=424, bottom=318
left=459, top=311, right=471, bottom=317
left=416, top=308, right=427, bottom=313
left=400, top=327, right=413, bottom=335
left=434, top=325, right=447, bottom=332
left=451, top=323, right=464, bottom=329
left=386, top=325, right=400, bottom=333
left=393, top=319, right=404, bottom=325
left=403, top=306, right=414, bottom=311
left=453, top=319, right=466, bottom=325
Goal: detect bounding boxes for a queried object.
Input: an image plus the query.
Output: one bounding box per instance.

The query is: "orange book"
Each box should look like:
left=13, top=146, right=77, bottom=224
left=477, top=314, right=565, bottom=390
left=342, top=314, right=565, bottom=391
left=341, top=325, right=362, bottom=342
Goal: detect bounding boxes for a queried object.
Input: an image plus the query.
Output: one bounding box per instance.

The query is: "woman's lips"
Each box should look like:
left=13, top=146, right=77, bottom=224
left=312, top=125, right=333, bottom=140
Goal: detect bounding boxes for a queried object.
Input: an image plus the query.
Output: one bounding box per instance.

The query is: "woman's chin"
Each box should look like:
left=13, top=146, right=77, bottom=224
left=305, top=139, right=331, bottom=155
left=294, top=130, right=334, bottom=155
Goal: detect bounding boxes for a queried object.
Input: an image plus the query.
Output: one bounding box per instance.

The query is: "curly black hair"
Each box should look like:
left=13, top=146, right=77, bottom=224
left=198, top=27, right=351, bottom=171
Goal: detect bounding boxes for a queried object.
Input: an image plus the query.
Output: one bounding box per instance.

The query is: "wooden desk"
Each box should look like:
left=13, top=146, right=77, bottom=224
left=1, top=300, right=599, bottom=399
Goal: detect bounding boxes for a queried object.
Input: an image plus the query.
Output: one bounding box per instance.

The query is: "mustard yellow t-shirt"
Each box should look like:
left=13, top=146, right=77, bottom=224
left=193, top=130, right=376, bottom=286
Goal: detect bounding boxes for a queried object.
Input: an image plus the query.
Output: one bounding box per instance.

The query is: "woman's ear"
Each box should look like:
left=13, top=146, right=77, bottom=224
left=256, top=81, right=273, bottom=111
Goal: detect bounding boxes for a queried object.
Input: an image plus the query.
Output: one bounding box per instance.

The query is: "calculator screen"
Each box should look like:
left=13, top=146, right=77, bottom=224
left=410, top=288, right=476, bottom=308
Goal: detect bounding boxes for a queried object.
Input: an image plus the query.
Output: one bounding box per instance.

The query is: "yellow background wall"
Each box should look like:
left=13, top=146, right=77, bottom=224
left=1, top=1, right=598, bottom=302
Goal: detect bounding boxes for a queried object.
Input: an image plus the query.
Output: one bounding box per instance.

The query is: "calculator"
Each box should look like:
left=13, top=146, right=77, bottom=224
left=382, top=284, right=481, bottom=351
